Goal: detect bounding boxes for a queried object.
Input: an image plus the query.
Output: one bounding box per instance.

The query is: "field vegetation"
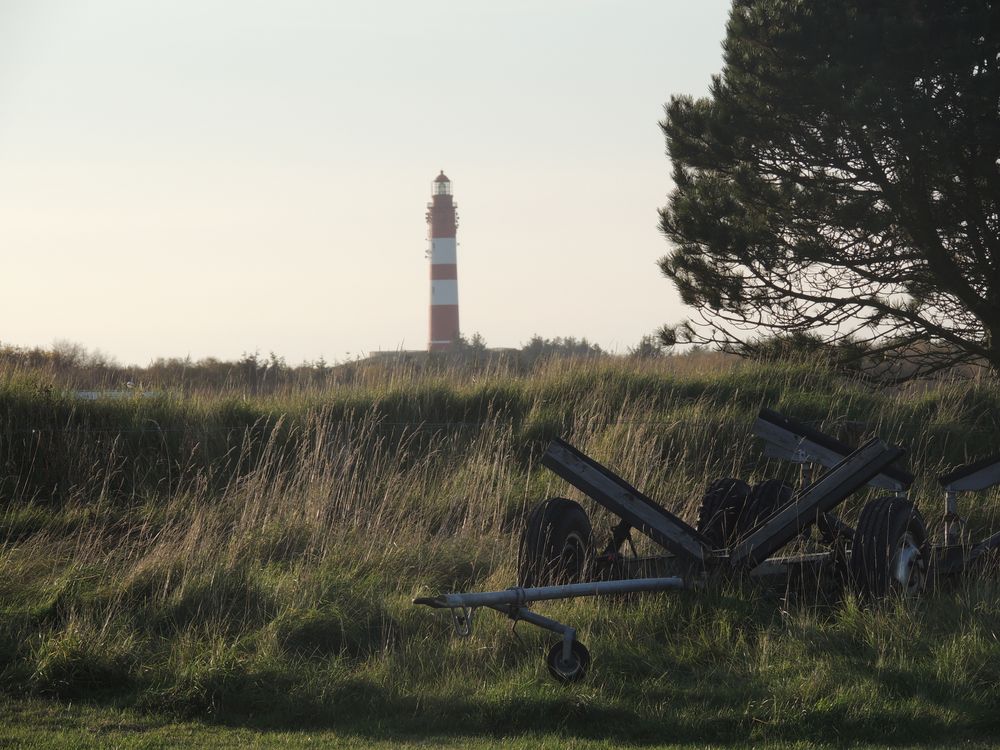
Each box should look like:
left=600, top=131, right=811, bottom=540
left=1, top=350, right=999, bottom=746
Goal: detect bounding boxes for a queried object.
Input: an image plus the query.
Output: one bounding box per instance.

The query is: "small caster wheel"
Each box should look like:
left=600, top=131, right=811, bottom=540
left=546, top=640, right=590, bottom=684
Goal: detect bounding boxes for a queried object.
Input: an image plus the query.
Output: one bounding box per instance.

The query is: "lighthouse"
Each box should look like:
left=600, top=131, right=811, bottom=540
left=426, top=171, right=460, bottom=351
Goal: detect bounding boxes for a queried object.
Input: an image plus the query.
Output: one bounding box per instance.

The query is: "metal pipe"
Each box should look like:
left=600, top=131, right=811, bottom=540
left=438, top=576, right=685, bottom=610
left=944, top=489, right=959, bottom=545
left=495, top=606, right=577, bottom=662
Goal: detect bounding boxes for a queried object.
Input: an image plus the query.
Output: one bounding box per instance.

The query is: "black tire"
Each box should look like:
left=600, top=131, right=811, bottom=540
left=851, top=496, right=929, bottom=599
left=740, top=479, right=794, bottom=536
left=518, top=498, right=592, bottom=587
left=546, top=640, right=590, bottom=683
left=696, top=478, right=751, bottom=549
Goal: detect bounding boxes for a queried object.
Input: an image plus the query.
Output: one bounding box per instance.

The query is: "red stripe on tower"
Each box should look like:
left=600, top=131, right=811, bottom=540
left=426, top=171, right=460, bottom=351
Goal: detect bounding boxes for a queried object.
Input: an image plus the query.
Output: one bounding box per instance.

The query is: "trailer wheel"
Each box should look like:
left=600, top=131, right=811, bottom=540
left=696, top=478, right=751, bottom=548
left=546, top=640, right=590, bottom=683
left=742, top=479, right=794, bottom=534
left=518, top=498, right=592, bottom=587
left=851, top=496, right=928, bottom=599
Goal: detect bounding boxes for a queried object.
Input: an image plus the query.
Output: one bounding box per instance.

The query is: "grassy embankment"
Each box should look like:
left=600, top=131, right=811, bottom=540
left=1, top=353, right=999, bottom=746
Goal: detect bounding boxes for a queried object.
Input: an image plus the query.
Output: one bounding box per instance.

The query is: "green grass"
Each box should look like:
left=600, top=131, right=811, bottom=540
left=15, top=698, right=995, bottom=749
left=1, top=353, right=1000, bottom=746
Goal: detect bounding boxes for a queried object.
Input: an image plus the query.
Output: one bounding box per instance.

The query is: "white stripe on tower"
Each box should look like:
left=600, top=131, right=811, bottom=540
left=431, top=280, right=458, bottom=306
left=426, top=171, right=460, bottom=351
left=431, top=238, right=456, bottom=264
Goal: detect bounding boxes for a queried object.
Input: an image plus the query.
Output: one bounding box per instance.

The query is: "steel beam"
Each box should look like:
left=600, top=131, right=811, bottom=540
left=541, top=438, right=708, bottom=565
left=730, top=438, right=904, bottom=569
left=414, top=576, right=686, bottom=610
left=752, top=409, right=913, bottom=491
left=939, top=454, right=1000, bottom=492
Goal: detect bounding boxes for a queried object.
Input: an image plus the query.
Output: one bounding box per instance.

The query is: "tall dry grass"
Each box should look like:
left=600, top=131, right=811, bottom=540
left=1, top=352, right=999, bottom=740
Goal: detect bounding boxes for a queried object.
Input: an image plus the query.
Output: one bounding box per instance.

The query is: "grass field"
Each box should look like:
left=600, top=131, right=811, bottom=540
left=1, top=353, right=999, bottom=747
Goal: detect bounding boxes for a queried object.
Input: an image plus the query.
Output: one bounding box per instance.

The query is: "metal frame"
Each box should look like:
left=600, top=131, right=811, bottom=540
left=415, top=408, right=1000, bottom=681
left=730, top=438, right=903, bottom=568
left=751, top=409, right=913, bottom=492
left=541, top=438, right=709, bottom=565
left=415, top=577, right=687, bottom=663
left=936, top=451, right=1000, bottom=566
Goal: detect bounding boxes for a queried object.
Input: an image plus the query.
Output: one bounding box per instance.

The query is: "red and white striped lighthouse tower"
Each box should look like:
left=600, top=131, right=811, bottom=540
left=426, top=171, right=460, bottom=351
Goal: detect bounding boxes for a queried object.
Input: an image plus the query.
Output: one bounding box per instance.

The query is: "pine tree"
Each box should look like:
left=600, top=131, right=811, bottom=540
left=659, top=0, right=1000, bottom=377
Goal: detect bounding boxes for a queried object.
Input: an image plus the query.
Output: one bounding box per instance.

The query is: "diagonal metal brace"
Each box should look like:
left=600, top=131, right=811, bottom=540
left=541, top=438, right=709, bottom=565
left=730, top=438, right=904, bottom=569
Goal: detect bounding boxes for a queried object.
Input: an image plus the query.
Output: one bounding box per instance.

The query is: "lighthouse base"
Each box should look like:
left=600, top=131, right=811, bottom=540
left=429, top=305, right=460, bottom=351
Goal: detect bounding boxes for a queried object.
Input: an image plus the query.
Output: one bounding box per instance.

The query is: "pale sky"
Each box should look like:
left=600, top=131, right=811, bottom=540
left=0, top=0, right=731, bottom=365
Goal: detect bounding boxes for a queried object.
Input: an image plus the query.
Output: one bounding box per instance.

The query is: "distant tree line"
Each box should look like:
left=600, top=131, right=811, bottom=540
left=0, top=334, right=651, bottom=393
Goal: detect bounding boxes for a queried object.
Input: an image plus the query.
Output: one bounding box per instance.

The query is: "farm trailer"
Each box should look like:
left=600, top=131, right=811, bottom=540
left=415, top=409, right=1000, bottom=682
